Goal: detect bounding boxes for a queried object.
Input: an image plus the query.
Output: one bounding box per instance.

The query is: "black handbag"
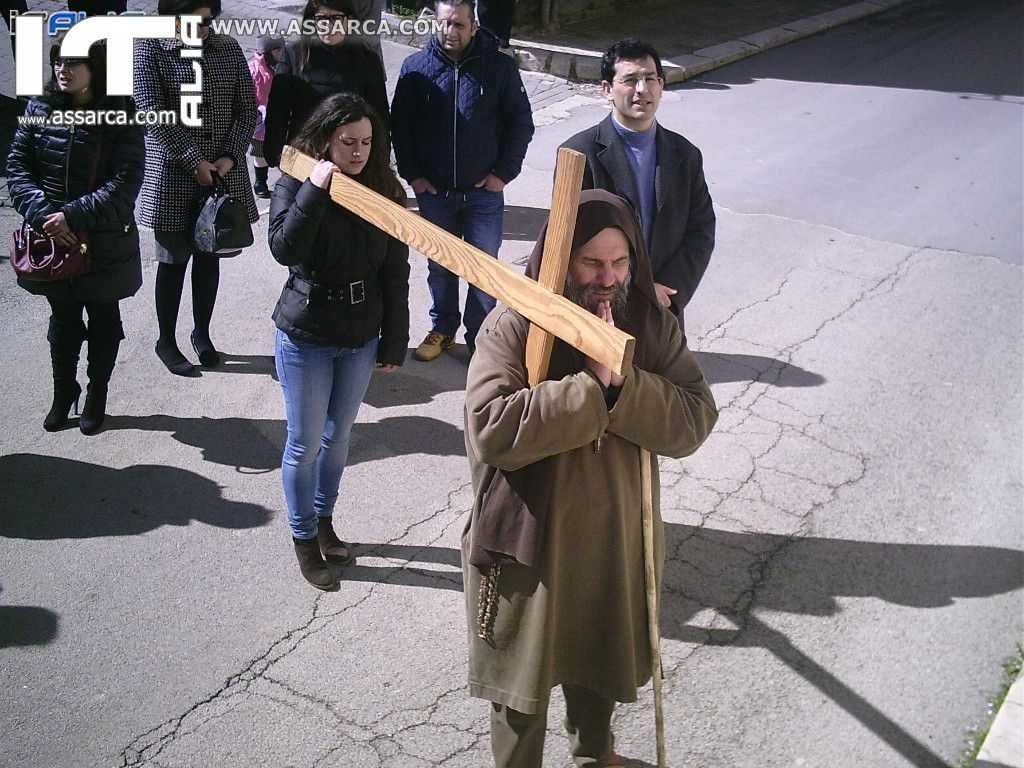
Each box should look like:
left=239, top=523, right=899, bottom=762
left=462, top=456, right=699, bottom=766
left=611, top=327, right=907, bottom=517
left=193, top=173, right=254, bottom=255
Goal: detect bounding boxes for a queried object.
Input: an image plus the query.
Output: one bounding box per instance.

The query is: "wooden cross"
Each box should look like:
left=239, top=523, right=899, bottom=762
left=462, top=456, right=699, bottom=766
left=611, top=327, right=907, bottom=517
left=279, top=146, right=635, bottom=378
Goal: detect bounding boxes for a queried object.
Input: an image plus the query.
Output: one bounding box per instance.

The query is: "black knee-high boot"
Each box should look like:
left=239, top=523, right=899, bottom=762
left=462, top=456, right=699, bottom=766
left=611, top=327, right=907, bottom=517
left=80, top=309, right=124, bottom=435
left=43, top=315, right=86, bottom=431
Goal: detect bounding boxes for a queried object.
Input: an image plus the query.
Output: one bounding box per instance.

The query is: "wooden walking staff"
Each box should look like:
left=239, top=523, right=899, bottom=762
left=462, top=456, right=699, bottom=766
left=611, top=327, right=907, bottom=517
left=522, top=148, right=667, bottom=768
left=640, top=448, right=667, bottom=768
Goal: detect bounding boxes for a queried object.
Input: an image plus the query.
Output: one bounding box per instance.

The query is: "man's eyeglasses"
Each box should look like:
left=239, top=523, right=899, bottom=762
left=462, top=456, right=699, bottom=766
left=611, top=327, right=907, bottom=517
left=313, top=13, right=347, bottom=22
left=613, top=74, right=663, bottom=90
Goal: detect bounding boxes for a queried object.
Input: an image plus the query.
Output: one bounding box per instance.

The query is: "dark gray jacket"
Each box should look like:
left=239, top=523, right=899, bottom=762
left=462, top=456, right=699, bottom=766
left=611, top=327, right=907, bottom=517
left=6, top=96, right=144, bottom=302
left=263, top=39, right=389, bottom=169
left=560, top=115, right=715, bottom=316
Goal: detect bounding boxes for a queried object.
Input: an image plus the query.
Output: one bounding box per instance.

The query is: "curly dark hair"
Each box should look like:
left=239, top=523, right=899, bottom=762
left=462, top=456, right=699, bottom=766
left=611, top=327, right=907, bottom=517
left=45, top=39, right=107, bottom=107
left=290, top=93, right=404, bottom=204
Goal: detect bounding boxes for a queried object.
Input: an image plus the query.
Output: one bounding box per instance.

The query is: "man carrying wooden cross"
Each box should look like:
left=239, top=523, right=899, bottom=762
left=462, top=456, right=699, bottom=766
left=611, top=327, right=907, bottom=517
left=461, top=189, right=718, bottom=767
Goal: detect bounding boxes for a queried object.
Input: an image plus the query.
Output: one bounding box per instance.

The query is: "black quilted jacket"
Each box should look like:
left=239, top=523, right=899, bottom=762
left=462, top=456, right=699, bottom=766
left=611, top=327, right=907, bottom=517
left=268, top=175, right=410, bottom=366
left=6, top=96, right=144, bottom=301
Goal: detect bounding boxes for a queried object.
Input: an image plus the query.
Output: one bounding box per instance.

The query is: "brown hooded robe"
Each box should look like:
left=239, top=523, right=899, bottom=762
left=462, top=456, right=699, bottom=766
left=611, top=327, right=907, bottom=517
left=461, top=190, right=718, bottom=714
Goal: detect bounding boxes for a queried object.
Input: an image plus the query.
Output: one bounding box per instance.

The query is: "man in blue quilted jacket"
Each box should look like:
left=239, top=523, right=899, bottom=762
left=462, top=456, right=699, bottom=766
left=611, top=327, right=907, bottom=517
left=392, top=0, right=534, bottom=362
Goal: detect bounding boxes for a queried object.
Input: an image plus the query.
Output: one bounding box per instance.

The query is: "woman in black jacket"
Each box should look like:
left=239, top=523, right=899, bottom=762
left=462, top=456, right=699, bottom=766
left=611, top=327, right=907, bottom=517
left=6, top=42, right=144, bottom=434
left=262, top=0, right=389, bottom=169
left=268, top=93, right=409, bottom=590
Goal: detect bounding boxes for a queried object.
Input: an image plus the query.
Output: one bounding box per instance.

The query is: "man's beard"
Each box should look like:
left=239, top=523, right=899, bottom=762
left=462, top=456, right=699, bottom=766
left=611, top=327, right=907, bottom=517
left=564, top=272, right=631, bottom=325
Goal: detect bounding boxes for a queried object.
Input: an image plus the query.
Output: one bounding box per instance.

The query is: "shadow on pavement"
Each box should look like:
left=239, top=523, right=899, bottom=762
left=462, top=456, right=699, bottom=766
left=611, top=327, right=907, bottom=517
left=216, top=353, right=277, bottom=378
left=106, top=415, right=283, bottom=472
left=693, top=351, right=825, bottom=387
left=0, top=453, right=274, bottom=539
left=344, top=528, right=1023, bottom=768
left=365, top=357, right=469, bottom=407
left=105, top=413, right=465, bottom=472
left=0, top=605, right=59, bottom=648
left=503, top=205, right=549, bottom=243
left=684, top=0, right=1022, bottom=97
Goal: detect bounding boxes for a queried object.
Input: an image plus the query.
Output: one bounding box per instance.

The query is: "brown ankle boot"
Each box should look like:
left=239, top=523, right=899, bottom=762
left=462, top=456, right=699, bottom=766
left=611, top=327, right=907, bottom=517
left=293, top=536, right=337, bottom=590
left=317, top=517, right=352, bottom=565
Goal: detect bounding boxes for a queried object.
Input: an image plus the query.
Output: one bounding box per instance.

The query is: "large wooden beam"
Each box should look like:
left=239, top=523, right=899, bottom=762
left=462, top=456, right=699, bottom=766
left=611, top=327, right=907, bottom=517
left=525, top=148, right=586, bottom=386
left=280, top=146, right=635, bottom=376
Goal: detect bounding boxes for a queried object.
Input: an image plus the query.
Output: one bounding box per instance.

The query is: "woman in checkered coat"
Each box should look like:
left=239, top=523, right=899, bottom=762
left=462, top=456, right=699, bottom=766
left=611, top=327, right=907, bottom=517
left=134, top=0, right=258, bottom=376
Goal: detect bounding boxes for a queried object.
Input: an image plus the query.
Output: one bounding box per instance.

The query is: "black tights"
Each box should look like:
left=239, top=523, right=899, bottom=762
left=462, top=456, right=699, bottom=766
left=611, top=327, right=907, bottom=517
left=154, top=255, right=220, bottom=348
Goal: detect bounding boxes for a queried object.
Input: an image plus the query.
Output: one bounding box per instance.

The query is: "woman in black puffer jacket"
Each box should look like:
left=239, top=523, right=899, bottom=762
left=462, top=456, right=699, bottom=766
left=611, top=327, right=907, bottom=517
left=268, top=93, right=409, bottom=591
left=6, top=42, right=144, bottom=435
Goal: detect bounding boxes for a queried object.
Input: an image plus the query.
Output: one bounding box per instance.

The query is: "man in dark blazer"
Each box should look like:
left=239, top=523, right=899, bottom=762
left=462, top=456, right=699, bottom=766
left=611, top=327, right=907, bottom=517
left=560, top=38, right=715, bottom=329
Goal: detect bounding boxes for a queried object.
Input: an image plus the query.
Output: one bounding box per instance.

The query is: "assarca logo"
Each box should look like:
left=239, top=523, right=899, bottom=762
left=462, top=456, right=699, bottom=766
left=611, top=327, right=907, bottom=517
left=13, top=14, right=206, bottom=127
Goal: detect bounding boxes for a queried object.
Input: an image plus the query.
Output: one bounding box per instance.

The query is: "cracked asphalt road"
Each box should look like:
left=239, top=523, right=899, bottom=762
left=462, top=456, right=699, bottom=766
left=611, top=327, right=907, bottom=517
left=1, top=1, right=1021, bottom=766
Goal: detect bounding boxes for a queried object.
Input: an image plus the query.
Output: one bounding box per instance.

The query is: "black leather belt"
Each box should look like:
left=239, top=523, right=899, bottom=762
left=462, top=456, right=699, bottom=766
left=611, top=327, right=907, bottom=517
left=289, top=274, right=373, bottom=305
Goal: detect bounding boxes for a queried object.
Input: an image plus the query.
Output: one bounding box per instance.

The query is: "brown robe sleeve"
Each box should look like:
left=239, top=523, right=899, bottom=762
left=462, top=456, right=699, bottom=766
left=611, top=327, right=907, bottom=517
left=605, top=309, right=718, bottom=457
left=465, top=309, right=611, bottom=472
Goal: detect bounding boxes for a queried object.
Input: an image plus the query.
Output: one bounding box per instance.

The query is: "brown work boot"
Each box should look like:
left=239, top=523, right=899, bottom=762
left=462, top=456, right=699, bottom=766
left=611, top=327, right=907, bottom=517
left=414, top=330, right=455, bottom=362
left=317, top=516, right=352, bottom=565
left=293, top=536, right=338, bottom=591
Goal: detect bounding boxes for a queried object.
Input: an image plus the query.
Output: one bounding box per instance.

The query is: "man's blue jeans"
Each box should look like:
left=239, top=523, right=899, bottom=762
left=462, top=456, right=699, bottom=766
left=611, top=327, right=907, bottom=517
left=275, top=329, right=378, bottom=540
left=416, top=187, right=504, bottom=348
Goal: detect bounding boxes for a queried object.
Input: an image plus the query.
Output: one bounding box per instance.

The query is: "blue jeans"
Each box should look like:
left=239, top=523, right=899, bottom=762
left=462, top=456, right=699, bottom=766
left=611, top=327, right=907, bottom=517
left=416, top=187, right=504, bottom=348
left=275, top=329, right=378, bottom=539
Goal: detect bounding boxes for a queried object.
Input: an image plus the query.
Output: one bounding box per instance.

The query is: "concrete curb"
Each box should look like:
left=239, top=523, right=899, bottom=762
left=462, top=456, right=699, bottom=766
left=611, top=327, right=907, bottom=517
left=976, top=673, right=1024, bottom=768
left=379, top=0, right=910, bottom=84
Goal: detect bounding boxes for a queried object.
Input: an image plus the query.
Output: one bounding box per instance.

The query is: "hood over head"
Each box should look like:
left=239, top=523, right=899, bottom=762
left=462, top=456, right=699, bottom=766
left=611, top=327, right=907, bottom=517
left=526, top=188, right=664, bottom=370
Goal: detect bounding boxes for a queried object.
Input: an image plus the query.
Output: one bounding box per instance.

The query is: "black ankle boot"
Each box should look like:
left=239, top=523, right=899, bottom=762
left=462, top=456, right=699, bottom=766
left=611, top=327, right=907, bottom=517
left=293, top=536, right=338, bottom=591
left=254, top=166, right=270, bottom=198
left=317, top=517, right=353, bottom=565
left=79, top=383, right=108, bottom=435
left=43, top=380, right=82, bottom=432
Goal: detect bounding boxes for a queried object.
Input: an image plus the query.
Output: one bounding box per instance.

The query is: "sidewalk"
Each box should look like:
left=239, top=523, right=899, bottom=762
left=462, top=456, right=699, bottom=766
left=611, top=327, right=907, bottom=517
left=382, top=0, right=910, bottom=82
left=976, top=673, right=1024, bottom=768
